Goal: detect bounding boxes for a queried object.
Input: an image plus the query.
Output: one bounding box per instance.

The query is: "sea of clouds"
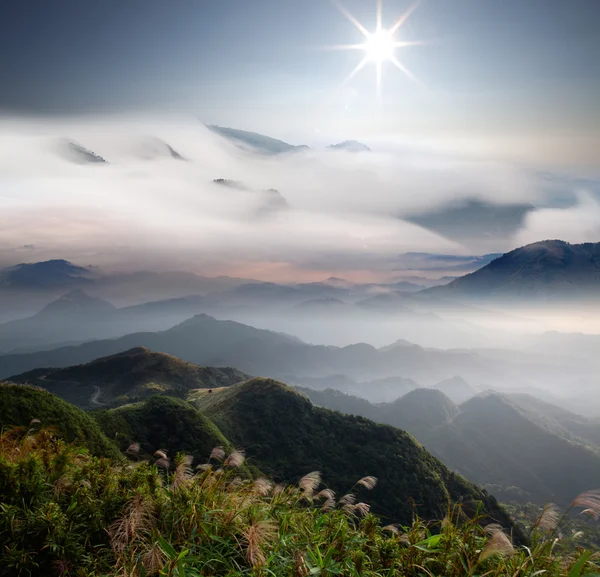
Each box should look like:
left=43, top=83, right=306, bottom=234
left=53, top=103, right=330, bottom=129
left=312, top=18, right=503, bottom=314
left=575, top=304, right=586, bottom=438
left=0, top=115, right=597, bottom=279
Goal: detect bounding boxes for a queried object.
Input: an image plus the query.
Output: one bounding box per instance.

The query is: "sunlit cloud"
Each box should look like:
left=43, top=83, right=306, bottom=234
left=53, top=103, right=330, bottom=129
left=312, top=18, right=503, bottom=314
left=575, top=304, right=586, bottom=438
left=0, top=114, right=567, bottom=280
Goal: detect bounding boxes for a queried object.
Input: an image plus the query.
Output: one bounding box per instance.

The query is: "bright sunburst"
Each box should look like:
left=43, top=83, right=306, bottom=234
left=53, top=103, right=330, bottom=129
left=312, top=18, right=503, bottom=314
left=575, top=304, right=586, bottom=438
left=330, top=0, right=424, bottom=95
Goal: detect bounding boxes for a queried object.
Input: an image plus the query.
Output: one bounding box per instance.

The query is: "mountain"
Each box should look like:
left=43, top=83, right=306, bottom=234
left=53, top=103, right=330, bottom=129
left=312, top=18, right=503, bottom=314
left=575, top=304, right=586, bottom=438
left=504, top=393, right=600, bottom=448
left=432, top=376, right=477, bottom=404
left=0, top=289, right=118, bottom=352
left=404, top=199, right=535, bottom=250
left=9, top=347, right=249, bottom=409
left=299, top=387, right=600, bottom=506
left=290, top=374, right=420, bottom=403
left=135, top=136, right=185, bottom=160
left=328, top=140, right=371, bottom=152
left=208, top=125, right=309, bottom=155
left=0, top=313, right=529, bottom=387
left=381, top=388, right=460, bottom=432
left=0, top=382, right=121, bottom=459
left=294, top=386, right=383, bottom=421
left=0, top=259, right=94, bottom=289
left=191, top=377, right=519, bottom=532
left=61, top=140, right=107, bottom=164
left=427, top=240, right=600, bottom=302
left=387, top=280, right=424, bottom=292
left=36, top=289, right=115, bottom=318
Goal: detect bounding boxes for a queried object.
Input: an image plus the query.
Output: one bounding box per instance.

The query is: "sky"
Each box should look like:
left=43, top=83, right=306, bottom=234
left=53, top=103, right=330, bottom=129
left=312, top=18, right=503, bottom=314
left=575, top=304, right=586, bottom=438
left=1, top=0, right=599, bottom=169
left=0, top=0, right=599, bottom=281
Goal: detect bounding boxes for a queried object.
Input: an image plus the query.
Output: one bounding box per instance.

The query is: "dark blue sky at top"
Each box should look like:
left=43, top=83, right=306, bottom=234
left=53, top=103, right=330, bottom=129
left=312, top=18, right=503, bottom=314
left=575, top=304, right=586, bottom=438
left=1, top=0, right=599, bottom=160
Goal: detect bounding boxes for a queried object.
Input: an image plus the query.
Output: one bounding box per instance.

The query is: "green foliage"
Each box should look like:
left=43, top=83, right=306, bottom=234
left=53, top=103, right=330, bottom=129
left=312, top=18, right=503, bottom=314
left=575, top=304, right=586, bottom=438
left=191, top=378, right=521, bottom=540
left=0, top=427, right=598, bottom=577
left=10, top=347, right=249, bottom=409
left=299, top=386, right=600, bottom=507
left=0, top=383, right=121, bottom=459
left=92, top=395, right=232, bottom=461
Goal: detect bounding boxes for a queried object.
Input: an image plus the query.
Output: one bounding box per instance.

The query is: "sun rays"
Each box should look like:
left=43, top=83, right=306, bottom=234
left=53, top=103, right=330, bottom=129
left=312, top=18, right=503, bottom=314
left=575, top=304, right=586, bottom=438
left=329, top=0, right=425, bottom=96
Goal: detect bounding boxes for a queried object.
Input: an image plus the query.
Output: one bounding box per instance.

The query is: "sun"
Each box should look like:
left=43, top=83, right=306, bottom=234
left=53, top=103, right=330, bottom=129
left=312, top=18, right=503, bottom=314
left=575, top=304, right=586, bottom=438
left=364, top=28, right=395, bottom=63
left=329, top=0, right=425, bottom=94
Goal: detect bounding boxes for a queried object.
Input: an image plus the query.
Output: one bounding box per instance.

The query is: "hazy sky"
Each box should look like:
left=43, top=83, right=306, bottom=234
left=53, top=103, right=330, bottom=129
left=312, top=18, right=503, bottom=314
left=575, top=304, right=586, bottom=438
left=1, top=1, right=599, bottom=281
left=2, top=0, right=599, bottom=168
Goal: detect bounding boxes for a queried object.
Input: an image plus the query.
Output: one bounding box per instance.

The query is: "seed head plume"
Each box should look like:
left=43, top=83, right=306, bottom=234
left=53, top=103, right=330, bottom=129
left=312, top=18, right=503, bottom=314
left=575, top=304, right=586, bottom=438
left=353, top=502, right=371, bottom=517
left=272, top=483, right=286, bottom=497
left=479, top=527, right=514, bottom=561
left=571, top=489, right=600, bottom=517
left=108, top=495, right=155, bottom=553
left=294, top=550, right=309, bottom=577
left=173, top=454, right=193, bottom=490
left=253, top=477, right=273, bottom=496
left=242, top=520, right=277, bottom=567
left=153, top=449, right=168, bottom=459
left=338, top=493, right=356, bottom=506
left=299, top=471, right=321, bottom=497
left=357, top=476, right=378, bottom=490
left=533, top=504, right=560, bottom=532
left=224, top=449, right=245, bottom=468
left=141, top=541, right=167, bottom=575
left=383, top=524, right=399, bottom=534
left=317, top=488, right=335, bottom=501
left=155, top=457, right=170, bottom=471
left=210, top=446, right=226, bottom=461
left=581, top=508, right=600, bottom=521
left=126, top=442, right=140, bottom=456
left=316, top=488, right=336, bottom=511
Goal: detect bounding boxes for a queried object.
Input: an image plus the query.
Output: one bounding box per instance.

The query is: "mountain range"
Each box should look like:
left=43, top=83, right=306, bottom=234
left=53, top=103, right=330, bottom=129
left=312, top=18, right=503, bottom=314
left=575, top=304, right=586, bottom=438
left=297, top=386, right=600, bottom=506
left=0, top=313, right=527, bottom=386
left=2, top=312, right=598, bottom=409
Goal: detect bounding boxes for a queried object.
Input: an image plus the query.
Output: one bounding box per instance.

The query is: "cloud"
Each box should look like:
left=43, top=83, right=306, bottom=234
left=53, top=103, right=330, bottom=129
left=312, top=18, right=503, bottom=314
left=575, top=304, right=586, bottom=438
left=0, top=114, right=582, bottom=280
left=516, top=192, right=600, bottom=247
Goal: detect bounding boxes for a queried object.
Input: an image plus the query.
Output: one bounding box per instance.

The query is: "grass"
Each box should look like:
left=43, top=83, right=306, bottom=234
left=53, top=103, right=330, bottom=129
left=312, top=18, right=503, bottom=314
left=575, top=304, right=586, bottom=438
left=0, top=383, right=122, bottom=460
left=1, top=425, right=599, bottom=577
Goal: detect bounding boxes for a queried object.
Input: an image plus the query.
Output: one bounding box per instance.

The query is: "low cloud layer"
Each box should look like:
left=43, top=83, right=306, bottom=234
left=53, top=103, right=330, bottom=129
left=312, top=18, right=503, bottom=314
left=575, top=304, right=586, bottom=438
left=0, top=115, right=596, bottom=281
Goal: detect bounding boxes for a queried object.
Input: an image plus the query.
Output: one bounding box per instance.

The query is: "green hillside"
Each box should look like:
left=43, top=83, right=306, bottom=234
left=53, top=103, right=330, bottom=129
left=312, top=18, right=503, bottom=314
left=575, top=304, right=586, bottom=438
left=2, top=425, right=597, bottom=576
left=298, top=387, right=600, bottom=506
left=191, top=378, right=521, bottom=537
left=0, top=382, right=121, bottom=459
left=9, top=346, right=249, bottom=409
left=92, top=395, right=231, bottom=461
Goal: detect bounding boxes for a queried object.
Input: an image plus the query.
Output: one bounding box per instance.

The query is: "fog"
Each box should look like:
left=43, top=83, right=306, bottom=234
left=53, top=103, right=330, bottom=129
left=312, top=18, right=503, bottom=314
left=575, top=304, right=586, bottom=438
left=1, top=115, right=600, bottom=418
left=1, top=114, right=591, bottom=279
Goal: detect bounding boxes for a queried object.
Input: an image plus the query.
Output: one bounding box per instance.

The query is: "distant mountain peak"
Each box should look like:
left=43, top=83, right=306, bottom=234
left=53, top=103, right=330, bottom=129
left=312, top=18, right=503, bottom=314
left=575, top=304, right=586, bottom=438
left=208, top=125, right=309, bottom=155
left=61, top=140, right=107, bottom=164
left=328, top=140, right=371, bottom=152
left=428, top=240, right=600, bottom=301
left=37, top=289, right=116, bottom=317
left=0, top=259, right=94, bottom=288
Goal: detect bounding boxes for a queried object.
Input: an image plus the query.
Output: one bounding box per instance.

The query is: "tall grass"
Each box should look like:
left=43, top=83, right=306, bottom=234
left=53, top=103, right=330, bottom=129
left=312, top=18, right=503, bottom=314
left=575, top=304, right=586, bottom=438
left=0, top=426, right=598, bottom=577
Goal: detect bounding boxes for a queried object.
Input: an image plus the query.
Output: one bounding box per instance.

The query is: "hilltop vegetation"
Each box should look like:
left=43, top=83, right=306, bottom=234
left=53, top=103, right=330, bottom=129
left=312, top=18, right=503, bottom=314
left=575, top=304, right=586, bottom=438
left=297, top=387, right=600, bottom=506
left=1, top=425, right=599, bottom=577
left=191, top=378, right=519, bottom=534
left=92, top=395, right=232, bottom=460
left=9, top=347, right=249, bottom=408
left=0, top=383, right=121, bottom=459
